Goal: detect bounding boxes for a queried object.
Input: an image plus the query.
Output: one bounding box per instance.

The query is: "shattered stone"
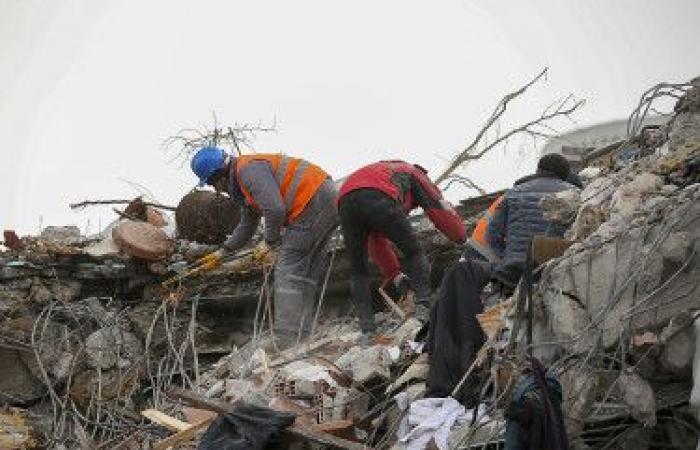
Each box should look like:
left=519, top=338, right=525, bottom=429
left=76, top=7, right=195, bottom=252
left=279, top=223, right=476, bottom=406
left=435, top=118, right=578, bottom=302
left=539, top=189, right=581, bottom=224
left=83, top=236, right=120, bottom=257
left=0, top=348, right=46, bottom=404
left=335, top=345, right=392, bottom=384
left=560, top=365, right=599, bottom=448
left=580, top=175, right=620, bottom=208
left=618, top=372, right=656, bottom=427
left=659, top=231, right=692, bottom=266
left=578, top=167, right=601, bottom=180
left=40, top=225, right=81, bottom=245
left=85, top=326, right=143, bottom=370
left=610, top=173, right=663, bottom=219
left=660, top=325, right=693, bottom=377
left=568, top=204, right=605, bottom=241
left=70, top=367, right=142, bottom=405
left=222, top=378, right=268, bottom=406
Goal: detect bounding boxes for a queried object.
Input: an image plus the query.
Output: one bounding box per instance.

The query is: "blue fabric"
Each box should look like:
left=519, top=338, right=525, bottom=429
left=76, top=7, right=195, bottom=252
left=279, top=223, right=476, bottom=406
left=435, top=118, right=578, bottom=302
left=486, top=175, right=577, bottom=271
left=504, top=369, right=566, bottom=450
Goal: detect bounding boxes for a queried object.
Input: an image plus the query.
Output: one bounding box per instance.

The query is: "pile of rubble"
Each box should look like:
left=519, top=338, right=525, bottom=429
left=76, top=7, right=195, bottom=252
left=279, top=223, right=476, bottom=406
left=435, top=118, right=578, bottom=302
left=526, top=81, right=700, bottom=449
left=442, top=80, right=700, bottom=449
left=1, top=80, right=699, bottom=449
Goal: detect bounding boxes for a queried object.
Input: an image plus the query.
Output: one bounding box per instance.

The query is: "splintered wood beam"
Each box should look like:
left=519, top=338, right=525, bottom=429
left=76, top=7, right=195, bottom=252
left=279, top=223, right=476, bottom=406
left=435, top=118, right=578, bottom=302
left=141, top=409, right=191, bottom=432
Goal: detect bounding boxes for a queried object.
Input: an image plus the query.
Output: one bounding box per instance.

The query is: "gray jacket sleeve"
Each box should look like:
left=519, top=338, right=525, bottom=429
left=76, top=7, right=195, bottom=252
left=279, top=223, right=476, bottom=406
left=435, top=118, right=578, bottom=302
left=237, top=161, right=286, bottom=245
left=223, top=205, right=260, bottom=252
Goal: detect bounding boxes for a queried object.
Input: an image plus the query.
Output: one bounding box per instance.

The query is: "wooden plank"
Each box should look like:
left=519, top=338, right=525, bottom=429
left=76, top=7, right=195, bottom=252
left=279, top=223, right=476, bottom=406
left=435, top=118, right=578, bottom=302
left=168, top=387, right=368, bottom=450
left=141, top=409, right=191, bottom=432
left=153, top=417, right=214, bottom=450
left=377, top=288, right=407, bottom=321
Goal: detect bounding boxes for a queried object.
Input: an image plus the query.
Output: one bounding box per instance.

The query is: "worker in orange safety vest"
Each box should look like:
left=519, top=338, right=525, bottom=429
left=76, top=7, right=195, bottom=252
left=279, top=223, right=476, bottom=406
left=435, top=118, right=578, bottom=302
left=191, top=147, right=338, bottom=348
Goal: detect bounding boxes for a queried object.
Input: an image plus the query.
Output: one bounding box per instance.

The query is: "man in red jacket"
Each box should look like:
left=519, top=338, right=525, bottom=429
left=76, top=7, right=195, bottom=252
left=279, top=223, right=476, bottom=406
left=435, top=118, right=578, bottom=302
left=337, top=160, right=466, bottom=335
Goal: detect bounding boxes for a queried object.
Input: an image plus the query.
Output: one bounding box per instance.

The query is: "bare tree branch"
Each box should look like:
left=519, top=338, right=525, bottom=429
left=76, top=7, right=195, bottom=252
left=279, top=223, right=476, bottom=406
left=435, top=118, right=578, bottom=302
left=435, top=68, right=585, bottom=185
left=626, top=80, right=695, bottom=137
left=443, top=175, right=487, bottom=195
left=69, top=199, right=176, bottom=211
left=163, top=117, right=278, bottom=165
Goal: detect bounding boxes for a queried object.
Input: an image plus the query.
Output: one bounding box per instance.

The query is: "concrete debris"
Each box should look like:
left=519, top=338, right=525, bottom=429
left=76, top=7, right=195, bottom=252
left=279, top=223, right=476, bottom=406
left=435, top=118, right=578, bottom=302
left=540, top=189, right=581, bottom=224
left=618, top=372, right=657, bottom=427
left=1, top=81, right=700, bottom=449
left=40, top=225, right=82, bottom=245
left=335, top=344, right=393, bottom=384
left=112, top=220, right=169, bottom=261
left=85, top=326, right=143, bottom=370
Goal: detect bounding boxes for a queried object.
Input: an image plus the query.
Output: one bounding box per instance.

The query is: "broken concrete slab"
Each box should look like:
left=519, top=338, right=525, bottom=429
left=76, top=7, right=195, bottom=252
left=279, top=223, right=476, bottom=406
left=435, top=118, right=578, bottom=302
left=85, top=326, right=143, bottom=370
left=618, top=372, right=657, bottom=427
left=539, top=195, right=700, bottom=351
left=40, top=226, right=81, bottom=245
left=335, top=345, right=392, bottom=385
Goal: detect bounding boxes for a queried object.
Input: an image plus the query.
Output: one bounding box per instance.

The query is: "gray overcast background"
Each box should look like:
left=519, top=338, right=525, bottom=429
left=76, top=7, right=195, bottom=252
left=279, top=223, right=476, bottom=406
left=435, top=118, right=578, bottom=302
left=1, top=0, right=698, bottom=234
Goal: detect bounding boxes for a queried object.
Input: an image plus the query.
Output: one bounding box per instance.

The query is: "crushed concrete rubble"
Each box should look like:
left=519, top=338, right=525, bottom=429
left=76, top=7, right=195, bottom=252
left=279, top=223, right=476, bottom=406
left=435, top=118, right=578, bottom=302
left=0, top=81, right=699, bottom=449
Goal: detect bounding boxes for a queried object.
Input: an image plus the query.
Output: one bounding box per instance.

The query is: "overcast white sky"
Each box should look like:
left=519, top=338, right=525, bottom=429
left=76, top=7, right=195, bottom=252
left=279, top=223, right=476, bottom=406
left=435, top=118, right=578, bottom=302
left=1, top=0, right=698, bottom=234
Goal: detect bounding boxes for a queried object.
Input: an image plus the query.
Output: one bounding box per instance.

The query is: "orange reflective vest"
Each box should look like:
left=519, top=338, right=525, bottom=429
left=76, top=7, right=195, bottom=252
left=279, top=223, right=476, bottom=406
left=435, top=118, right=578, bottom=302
left=467, top=194, right=504, bottom=262
left=236, top=154, right=328, bottom=223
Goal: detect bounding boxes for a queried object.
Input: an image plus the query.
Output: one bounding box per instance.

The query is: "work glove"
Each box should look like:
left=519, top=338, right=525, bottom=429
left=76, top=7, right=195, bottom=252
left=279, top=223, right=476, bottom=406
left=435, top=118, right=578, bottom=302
left=252, top=241, right=278, bottom=266
left=196, top=248, right=227, bottom=270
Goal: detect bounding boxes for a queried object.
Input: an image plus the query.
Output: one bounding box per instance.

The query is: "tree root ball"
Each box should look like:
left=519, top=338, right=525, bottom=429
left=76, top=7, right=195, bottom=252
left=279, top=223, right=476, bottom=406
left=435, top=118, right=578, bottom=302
left=175, top=191, right=241, bottom=244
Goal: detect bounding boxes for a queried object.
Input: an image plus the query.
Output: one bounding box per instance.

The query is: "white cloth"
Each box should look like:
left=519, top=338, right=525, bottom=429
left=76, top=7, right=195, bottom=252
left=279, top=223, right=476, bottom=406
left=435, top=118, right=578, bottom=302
left=396, top=396, right=489, bottom=450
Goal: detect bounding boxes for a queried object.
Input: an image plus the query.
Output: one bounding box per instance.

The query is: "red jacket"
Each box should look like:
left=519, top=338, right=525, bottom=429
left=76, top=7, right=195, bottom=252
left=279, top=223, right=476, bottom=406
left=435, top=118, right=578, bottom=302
left=339, top=160, right=466, bottom=282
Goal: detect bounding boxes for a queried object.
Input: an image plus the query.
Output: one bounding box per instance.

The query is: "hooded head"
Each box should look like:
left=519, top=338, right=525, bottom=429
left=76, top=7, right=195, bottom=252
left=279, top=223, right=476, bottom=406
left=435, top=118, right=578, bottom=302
left=537, top=153, right=571, bottom=182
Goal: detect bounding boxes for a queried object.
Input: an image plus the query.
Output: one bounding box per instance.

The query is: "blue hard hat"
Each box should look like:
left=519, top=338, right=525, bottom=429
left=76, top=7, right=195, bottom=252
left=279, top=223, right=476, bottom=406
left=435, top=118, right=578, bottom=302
left=191, top=146, right=227, bottom=187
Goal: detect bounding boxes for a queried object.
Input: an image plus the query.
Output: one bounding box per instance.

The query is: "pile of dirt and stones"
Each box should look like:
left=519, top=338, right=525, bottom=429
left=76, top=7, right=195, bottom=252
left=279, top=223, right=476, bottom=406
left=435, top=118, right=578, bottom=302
left=1, top=78, right=699, bottom=450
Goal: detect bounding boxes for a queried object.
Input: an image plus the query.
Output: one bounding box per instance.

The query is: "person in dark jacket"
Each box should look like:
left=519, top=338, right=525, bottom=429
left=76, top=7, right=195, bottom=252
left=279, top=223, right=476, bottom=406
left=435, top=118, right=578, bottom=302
left=337, top=161, right=467, bottom=336
left=486, top=153, right=578, bottom=286
left=425, top=154, right=579, bottom=403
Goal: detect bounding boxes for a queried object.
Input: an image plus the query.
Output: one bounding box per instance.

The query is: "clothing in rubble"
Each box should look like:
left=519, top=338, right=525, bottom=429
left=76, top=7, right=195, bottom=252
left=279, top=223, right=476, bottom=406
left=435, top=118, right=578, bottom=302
left=426, top=154, right=579, bottom=406
left=337, top=160, right=466, bottom=332
left=223, top=154, right=339, bottom=347
left=504, top=359, right=569, bottom=450
left=198, top=403, right=296, bottom=450
left=424, top=257, right=492, bottom=406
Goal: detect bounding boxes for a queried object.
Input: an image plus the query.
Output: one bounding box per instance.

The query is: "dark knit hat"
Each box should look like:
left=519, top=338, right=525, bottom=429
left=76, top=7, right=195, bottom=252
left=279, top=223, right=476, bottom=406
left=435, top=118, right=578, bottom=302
left=537, top=153, right=571, bottom=181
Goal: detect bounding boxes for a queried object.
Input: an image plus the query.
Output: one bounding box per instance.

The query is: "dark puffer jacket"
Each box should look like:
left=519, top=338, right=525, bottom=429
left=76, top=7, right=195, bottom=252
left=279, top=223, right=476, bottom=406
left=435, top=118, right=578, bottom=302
left=486, top=173, right=578, bottom=280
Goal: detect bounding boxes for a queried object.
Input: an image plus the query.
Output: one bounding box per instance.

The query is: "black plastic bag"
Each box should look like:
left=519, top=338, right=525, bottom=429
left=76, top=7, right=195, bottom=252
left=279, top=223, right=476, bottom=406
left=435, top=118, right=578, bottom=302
left=198, top=404, right=296, bottom=450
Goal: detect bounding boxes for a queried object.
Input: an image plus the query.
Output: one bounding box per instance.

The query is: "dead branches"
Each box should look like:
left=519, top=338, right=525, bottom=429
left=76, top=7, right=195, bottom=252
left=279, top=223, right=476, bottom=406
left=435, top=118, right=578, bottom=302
left=443, top=174, right=487, bottom=196
left=435, top=68, right=585, bottom=185
left=627, top=80, right=696, bottom=138
left=163, top=116, right=277, bottom=165
left=70, top=199, right=176, bottom=212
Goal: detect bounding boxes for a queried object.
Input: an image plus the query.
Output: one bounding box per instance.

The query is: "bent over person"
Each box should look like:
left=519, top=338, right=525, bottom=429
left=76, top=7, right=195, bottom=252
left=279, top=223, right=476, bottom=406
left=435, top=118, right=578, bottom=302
left=337, top=160, right=466, bottom=337
left=191, top=147, right=338, bottom=348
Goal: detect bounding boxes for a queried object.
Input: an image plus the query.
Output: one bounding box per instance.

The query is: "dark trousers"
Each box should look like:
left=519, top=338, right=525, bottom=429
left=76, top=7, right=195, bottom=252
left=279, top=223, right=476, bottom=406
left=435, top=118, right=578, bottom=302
left=338, top=189, right=430, bottom=332
left=425, top=258, right=491, bottom=406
